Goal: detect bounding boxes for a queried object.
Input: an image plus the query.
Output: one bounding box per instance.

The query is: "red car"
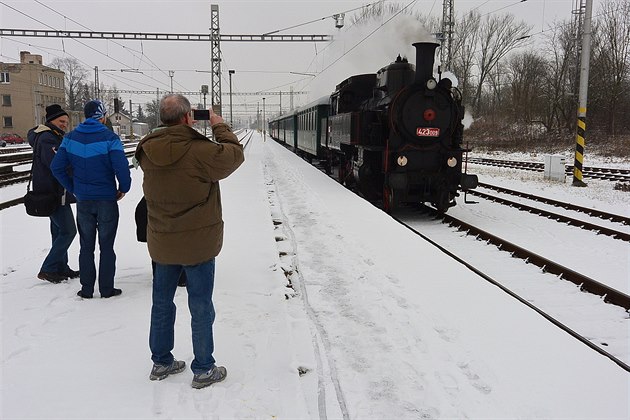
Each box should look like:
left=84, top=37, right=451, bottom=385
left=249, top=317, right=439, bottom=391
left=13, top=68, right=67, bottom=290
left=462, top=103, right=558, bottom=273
left=0, top=133, right=25, bottom=144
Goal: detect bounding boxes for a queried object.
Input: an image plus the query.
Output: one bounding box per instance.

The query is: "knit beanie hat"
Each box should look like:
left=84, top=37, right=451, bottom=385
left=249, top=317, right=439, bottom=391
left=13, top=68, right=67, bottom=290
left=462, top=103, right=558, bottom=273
left=45, top=104, right=68, bottom=122
left=84, top=100, right=108, bottom=119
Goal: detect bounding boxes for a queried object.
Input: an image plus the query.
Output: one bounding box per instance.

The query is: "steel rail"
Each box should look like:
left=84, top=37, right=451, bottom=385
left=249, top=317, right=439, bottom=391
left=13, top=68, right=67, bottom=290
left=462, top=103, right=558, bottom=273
left=479, top=182, right=630, bottom=225
left=468, top=189, right=630, bottom=242
left=394, top=212, right=630, bottom=373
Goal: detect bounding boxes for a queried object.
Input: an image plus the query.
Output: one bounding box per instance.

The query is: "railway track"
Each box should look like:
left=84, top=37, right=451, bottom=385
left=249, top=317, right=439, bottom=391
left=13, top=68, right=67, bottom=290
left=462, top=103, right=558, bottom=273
left=0, top=132, right=253, bottom=211
left=395, top=208, right=630, bottom=373
left=477, top=182, right=630, bottom=225
left=468, top=185, right=630, bottom=242
left=467, top=157, right=630, bottom=183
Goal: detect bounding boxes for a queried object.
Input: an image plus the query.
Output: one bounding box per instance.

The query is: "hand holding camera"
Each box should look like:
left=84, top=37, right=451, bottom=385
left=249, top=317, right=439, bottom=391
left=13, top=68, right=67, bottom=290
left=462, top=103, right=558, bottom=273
left=192, top=109, right=225, bottom=127
left=209, top=110, right=224, bottom=127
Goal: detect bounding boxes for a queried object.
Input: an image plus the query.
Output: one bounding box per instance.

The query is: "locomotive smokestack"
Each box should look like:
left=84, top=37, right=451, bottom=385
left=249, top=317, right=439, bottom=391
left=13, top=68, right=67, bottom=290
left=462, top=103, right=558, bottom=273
left=412, top=42, right=439, bottom=84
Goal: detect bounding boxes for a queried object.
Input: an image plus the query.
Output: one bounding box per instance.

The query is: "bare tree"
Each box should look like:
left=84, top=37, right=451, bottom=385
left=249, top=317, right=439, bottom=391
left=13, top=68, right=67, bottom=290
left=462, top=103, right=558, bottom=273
left=49, top=57, right=88, bottom=111
left=472, top=13, right=531, bottom=111
left=452, top=10, right=482, bottom=103
left=539, top=19, right=580, bottom=135
left=502, top=51, right=549, bottom=129
left=589, top=0, right=630, bottom=136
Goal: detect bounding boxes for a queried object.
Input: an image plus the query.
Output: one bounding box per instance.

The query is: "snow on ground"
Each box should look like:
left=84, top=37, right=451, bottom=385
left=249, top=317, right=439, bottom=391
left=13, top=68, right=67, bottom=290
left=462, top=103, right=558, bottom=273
left=1, top=132, right=628, bottom=419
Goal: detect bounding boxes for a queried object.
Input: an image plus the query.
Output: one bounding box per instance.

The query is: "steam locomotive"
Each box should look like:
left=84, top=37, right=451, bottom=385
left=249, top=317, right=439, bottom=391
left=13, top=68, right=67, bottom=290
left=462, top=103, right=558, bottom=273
left=269, top=41, right=478, bottom=212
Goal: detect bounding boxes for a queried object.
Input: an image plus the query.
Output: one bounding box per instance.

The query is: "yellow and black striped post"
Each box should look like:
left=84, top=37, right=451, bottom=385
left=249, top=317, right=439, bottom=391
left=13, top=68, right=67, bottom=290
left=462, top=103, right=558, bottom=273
left=572, top=0, right=592, bottom=188
left=572, top=108, right=587, bottom=187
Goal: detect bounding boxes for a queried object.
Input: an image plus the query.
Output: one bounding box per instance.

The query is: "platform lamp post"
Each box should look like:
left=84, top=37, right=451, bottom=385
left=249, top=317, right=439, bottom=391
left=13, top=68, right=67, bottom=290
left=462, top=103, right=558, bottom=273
left=168, top=70, right=175, bottom=93
left=228, top=70, right=235, bottom=127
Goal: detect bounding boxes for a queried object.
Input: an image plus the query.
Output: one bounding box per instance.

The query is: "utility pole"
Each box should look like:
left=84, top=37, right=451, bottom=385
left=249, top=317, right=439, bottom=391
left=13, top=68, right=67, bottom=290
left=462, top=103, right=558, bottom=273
left=129, top=99, right=134, bottom=139
left=201, top=84, right=208, bottom=136
left=228, top=70, right=235, bottom=127
left=572, top=0, right=592, bottom=187
left=290, top=86, right=294, bottom=111
left=156, top=88, right=160, bottom=126
left=262, top=97, right=266, bottom=142
left=94, top=66, right=100, bottom=99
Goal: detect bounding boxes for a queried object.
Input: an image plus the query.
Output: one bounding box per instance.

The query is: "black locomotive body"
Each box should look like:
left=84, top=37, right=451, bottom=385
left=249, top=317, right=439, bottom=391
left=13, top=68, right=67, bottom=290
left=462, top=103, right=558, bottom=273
left=269, top=41, right=477, bottom=212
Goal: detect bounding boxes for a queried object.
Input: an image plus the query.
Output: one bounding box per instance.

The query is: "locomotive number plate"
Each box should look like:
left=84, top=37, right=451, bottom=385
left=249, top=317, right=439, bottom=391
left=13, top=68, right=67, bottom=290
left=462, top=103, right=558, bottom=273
left=416, top=127, right=440, bottom=137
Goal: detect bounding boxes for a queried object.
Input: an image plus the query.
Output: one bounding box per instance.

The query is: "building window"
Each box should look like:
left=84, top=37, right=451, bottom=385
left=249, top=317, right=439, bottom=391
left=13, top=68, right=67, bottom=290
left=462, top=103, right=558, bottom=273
left=2, top=95, right=11, bottom=106
left=3, top=116, right=13, bottom=128
left=0, top=72, right=9, bottom=84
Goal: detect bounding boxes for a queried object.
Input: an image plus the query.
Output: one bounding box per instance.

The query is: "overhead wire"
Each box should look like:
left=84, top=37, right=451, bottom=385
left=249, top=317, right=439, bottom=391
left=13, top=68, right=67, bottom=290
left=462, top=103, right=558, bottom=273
left=1, top=1, right=177, bottom=92
left=34, top=0, right=186, bottom=91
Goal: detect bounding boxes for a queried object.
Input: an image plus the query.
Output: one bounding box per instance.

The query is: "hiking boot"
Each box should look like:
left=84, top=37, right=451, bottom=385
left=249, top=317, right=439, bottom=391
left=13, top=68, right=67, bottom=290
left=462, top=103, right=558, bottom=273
left=38, top=271, right=68, bottom=283
left=149, top=360, right=186, bottom=381
left=77, top=290, right=93, bottom=299
left=191, top=366, right=227, bottom=389
left=62, top=269, right=80, bottom=279
left=101, top=288, right=122, bottom=298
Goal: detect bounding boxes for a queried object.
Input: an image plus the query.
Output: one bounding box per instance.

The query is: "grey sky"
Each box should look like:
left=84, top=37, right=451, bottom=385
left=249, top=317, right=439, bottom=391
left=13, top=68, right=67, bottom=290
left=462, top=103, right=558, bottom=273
left=0, top=0, right=588, bottom=119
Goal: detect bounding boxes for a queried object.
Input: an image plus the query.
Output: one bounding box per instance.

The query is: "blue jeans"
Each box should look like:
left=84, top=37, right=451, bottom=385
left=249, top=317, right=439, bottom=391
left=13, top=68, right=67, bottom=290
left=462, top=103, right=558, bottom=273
left=150, top=259, right=216, bottom=374
left=76, top=200, right=119, bottom=296
left=41, top=204, right=77, bottom=273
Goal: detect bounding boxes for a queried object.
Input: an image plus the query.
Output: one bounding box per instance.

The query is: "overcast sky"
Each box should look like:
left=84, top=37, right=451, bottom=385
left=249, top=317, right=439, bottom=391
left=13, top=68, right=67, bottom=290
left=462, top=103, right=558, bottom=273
left=0, top=0, right=591, bottom=122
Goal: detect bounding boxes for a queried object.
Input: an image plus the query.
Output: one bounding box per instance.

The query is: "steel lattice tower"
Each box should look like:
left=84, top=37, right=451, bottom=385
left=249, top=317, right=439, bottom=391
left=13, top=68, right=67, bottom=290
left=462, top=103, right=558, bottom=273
left=440, top=0, right=454, bottom=71
left=210, top=4, right=222, bottom=116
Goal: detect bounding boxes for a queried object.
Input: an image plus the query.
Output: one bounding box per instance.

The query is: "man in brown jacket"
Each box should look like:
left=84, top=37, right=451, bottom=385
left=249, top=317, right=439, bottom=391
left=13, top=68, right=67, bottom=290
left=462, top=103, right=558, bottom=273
left=135, top=94, right=244, bottom=389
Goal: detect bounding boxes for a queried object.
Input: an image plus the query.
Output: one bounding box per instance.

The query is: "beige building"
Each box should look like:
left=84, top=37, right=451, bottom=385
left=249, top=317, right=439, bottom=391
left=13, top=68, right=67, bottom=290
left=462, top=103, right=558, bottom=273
left=110, top=112, right=149, bottom=139
left=0, top=51, right=70, bottom=139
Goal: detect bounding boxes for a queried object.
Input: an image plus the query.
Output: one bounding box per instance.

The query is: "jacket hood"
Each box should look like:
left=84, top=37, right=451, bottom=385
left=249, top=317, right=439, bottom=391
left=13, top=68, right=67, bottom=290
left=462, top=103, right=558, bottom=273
left=27, top=123, right=63, bottom=147
left=136, top=124, right=209, bottom=167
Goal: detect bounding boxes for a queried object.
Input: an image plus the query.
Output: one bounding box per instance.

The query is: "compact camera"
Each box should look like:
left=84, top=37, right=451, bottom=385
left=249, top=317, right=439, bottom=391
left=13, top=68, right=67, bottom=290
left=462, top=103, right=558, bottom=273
left=192, top=109, right=211, bottom=120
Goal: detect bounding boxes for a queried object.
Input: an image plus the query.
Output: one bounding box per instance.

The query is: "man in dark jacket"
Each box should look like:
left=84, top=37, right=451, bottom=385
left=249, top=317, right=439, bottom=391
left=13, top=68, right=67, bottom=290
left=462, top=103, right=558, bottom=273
left=51, top=100, right=131, bottom=299
left=27, top=104, right=78, bottom=283
left=135, top=94, right=244, bottom=389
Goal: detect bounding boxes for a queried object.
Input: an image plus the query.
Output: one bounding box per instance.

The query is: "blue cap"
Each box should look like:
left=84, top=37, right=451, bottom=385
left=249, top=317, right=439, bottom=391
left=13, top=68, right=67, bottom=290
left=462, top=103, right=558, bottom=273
left=84, top=100, right=107, bottom=119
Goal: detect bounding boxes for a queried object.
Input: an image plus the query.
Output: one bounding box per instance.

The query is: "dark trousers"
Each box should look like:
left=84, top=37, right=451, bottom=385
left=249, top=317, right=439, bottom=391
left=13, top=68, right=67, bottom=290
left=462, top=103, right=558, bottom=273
left=41, top=204, right=77, bottom=273
left=76, top=200, right=119, bottom=296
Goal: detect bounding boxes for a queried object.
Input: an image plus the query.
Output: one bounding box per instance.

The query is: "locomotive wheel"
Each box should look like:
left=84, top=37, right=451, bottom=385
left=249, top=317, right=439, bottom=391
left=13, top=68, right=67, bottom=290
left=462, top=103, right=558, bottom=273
left=434, top=189, right=450, bottom=213
left=383, top=186, right=399, bottom=213
left=338, top=162, right=346, bottom=184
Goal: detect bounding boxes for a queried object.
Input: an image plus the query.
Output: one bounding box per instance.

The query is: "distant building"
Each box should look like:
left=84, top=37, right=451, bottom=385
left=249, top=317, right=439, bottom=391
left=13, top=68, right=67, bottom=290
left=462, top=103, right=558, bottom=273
left=110, top=111, right=149, bottom=140
left=110, top=111, right=132, bottom=137
left=0, top=51, right=76, bottom=139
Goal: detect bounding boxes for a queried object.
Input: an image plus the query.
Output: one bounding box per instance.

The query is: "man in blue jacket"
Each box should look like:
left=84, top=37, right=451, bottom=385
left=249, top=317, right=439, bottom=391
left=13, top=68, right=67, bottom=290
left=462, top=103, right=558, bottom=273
left=51, top=100, right=131, bottom=299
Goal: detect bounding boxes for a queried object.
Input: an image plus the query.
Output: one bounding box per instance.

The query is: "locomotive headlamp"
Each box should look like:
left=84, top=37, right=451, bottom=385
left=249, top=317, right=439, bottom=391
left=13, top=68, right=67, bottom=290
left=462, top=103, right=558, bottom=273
left=397, top=156, right=408, bottom=167
left=447, top=157, right=457, bottom=167
left=426, top=79, right=437, bottom=90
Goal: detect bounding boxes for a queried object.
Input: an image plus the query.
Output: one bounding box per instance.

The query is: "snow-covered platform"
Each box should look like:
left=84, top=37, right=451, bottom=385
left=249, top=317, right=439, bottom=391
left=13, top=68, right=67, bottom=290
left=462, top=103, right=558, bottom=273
left=1, top=132, right=628, bottom=419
